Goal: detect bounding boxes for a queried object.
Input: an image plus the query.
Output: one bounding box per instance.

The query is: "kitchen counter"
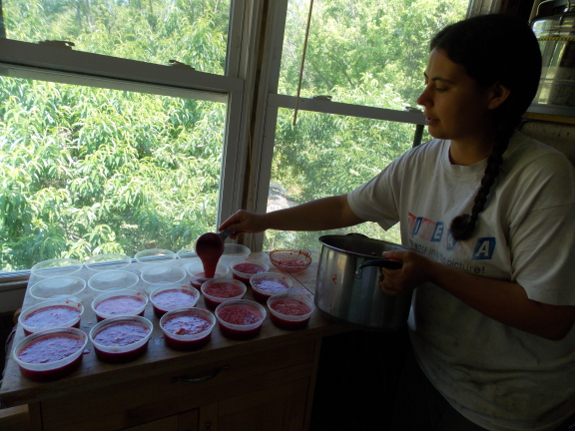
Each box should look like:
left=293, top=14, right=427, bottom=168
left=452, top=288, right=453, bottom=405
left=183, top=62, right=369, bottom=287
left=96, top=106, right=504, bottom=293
left=0, top=253, right=347, bottom=431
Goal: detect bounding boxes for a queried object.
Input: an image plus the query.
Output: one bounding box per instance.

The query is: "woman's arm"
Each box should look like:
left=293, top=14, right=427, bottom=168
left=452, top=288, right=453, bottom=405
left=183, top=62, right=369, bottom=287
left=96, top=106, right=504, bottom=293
left=381, top=250, right=575, bottom=341
left=219, top=194, right=364, bottom=238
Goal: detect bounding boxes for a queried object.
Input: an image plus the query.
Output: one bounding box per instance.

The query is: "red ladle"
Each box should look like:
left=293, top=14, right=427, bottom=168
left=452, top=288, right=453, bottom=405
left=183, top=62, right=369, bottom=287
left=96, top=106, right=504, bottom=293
left=195, top=231, right=232, bottom=278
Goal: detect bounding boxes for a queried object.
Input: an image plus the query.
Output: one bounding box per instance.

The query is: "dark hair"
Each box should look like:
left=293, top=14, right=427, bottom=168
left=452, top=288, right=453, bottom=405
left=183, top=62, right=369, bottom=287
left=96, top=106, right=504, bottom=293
left=430, top=14, right=542, bottom=240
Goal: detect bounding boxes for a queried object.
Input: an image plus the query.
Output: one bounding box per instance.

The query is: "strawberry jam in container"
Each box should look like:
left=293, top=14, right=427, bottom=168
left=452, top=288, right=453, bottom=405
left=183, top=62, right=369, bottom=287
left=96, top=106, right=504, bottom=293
left=230, top=258, right=270, bottom=284
left=150, top=284, right=200, bottom=318
left=185, top=260, right=230, bottom=289
left=215, top=299, right=266, bottom=340
left=267, top=293, right=313, bottom=330
left=13, top=327, right=88, bottom=381
left=89, top=316, right=153, bottom=363
left=249, top=272, right=293, bottom=303
left=19, top=299, right=84, bottom=335
left=91, top=290, right=148, bottom=322
left=201, top=278, right=246, bottom=310
left=160, top=307, right=215, bottom=350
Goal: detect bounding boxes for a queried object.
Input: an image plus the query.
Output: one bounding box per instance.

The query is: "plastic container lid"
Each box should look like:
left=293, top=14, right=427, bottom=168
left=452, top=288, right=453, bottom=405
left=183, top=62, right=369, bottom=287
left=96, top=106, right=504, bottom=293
left=88, top=270, right=140, bottom=296
left=19, top=299, right=84, bottom=335
left=91, top=289, right=148, bottom=321
left=31, top=258, right=83, bottom=279
left=220, top=243, right=251, bottom=265
left=134, top=249, right=176, bottom=265
left=85, top=254, right=132, bottom=272
left=13, top=327, right=88, bottom=381
left=29, top=276, right=87, bottom=303
left=141, top=264, right=187, bottom=292
left=176, top=247, right=198, bottom=261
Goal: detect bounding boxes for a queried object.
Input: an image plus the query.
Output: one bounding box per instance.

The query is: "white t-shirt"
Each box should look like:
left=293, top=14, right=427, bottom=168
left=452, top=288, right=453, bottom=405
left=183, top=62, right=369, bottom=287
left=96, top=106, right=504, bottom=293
left=347, top=132, right=575, bottom=431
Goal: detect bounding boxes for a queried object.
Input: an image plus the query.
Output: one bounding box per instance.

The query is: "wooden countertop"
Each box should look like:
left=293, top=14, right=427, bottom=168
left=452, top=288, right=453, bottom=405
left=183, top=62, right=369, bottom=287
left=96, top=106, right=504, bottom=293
left=0, top=252, right=345, bottom=408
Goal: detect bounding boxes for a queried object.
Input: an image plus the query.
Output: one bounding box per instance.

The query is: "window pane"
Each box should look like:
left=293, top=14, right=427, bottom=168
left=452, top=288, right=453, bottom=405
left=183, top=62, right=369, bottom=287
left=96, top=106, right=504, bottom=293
left=263, top=108, right=417, bottom=251
left=0, top=77, right=225, bottom=272
left=2, top=0, right=231, bottom=75
left=280, top=0, right=468, bottom=109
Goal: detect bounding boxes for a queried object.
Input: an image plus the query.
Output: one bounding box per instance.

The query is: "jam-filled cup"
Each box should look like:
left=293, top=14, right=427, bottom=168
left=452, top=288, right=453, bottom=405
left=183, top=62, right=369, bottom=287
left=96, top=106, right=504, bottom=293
left=150, top=284, right=200, bottom=318
left=201, top=277, right=246, bottom=310
left=13, top=327, right=88, bottom=382
left=160, top=307, right=216, bottom=350
left=249, top=272, right=293, bottom=303
left=267, top=292, right=314, bottom=330
left=215, top=299, right=266, bottom=340
left=89, top=315, right=153, bottom=363
left=91, top=289, right=148, bottom=322
left=230, top=258, right=270, bottom=284
left=19, top=298, right=84, bottom=335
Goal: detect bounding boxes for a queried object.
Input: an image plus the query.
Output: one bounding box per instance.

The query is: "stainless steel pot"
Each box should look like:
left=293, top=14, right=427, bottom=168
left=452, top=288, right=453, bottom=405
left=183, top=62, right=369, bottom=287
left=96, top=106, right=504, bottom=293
left=314, top=234, right=412, bottom=331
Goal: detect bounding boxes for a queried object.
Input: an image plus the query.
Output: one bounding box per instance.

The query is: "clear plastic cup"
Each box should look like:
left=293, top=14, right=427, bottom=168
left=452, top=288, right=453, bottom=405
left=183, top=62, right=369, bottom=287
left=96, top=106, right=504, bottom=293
left=31, top=258, right=83, bottom=279
left=85, top=253, right=131, bottom=272
left=134, top=248, right=176, bottom=265
left=249, top=272, right=293, bottom=303
left=184, top=259, right=230, bottom=289
left=29, top=276, right=86, bottom=304
left=230, top=258, right=270, bottom=284
left=88, top=270, right=140, bottom=298
left=19, top=298, right=84, bottom=335
left=267, top=292, right=314, bottom=330
left=89, top=315, right=153, bottom=363
left=91, top=289, right=148, bottom=322
left=220, top=243, right=251, bottom=266
left=13, top=327, right=88, bottom=381
left=215, top=299, right=266, bottom=340
left=201, top=277, right=246, bottom=310
left=150, top=284, right=200, bottom=318
left=140, top=264, right=187, bottom=293
left=160, top=307, right=215, bottom=350
left=176, top=247, right=198, bottom=262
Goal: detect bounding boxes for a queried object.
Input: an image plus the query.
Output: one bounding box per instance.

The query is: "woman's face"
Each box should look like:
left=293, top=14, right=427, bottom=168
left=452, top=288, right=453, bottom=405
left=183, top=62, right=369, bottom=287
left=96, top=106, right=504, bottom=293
left=417, top=48, right=499, bottom=146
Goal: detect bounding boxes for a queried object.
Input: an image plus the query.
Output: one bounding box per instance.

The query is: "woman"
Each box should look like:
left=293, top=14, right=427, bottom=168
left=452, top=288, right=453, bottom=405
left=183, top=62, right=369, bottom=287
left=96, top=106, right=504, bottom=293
left=220, top=14, right=575, bottom=431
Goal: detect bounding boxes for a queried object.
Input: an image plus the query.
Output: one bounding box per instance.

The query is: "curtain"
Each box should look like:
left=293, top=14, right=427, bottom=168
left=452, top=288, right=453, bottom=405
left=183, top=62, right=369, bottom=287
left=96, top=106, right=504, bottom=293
left=466, top=0, right=503, bottom=17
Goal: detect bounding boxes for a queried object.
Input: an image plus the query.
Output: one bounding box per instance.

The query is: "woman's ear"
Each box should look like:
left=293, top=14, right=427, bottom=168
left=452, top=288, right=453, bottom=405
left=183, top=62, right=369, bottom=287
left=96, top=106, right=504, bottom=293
left=487, top=82, right=511, bottom=110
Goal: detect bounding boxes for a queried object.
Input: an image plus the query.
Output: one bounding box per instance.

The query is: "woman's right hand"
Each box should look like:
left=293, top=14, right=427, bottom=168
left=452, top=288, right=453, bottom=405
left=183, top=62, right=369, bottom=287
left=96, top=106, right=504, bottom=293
left=218, top=210, right=267, bottom=239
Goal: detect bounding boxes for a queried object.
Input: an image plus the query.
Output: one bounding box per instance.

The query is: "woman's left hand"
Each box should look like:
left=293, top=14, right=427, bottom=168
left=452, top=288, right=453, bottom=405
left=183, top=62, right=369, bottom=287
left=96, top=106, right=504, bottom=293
left=378, top=250, right=436, bottom=296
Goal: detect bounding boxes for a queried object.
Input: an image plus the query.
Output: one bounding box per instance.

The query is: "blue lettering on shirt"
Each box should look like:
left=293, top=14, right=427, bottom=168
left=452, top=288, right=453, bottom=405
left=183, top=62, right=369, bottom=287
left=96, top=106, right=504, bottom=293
left=412, top=217, right=422, bottom=236
left=431, top=222, right=444, bottom=242
left=446, top=230, right=456, bottom=251
left=472, top=237, right=496, bottom=260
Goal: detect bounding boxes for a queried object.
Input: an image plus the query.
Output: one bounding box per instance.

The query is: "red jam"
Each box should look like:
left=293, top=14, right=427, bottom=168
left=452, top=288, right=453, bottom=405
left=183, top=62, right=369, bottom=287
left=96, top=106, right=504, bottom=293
left=269, top=298, right=312, bottom=330
left=251, top=277, right=290, bottom=302
left=92, top=322, right=150, bottom=363
left=94, top=295, right=146, bottom=321
left=217, top=304, right=263, bottom=339
left=162, top=313, right=212, bottom=350
left=152, top=288, right=198, bottom=318
left=203, top=282, right=244, bottom=309
left=22, top=305, right=81, bottom=334
left=17, top=333, right=84, bottom=381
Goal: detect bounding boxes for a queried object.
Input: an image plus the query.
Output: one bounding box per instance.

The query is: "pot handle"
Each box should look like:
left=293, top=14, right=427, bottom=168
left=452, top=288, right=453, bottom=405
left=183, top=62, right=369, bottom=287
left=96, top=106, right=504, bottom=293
left=355, top=259, right=402, bottom=278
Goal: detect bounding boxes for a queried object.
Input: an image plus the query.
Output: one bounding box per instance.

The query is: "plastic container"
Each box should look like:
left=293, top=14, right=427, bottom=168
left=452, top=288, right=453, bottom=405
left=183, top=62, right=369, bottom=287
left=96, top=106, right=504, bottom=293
left=88, top=270, right=140, bottom=298
left=13, top=327, right=88, bottom=381
left=150, top=284, right=200, bottom=318
left=134, top=248, right=176, bottom=266
left=176, top=247, right=198, bottom=262
left=19, top=299, right=84, bottom=335
left=141, top=264, right=187, bottom=293
left=184, top=260, right=230, bottom=289
left=30, top=258, right=83, bottom=279
left=89, top=315, right=153, bottom=363
left=201, top=277, right=246, bottom=310
left=267, top=292, right=314, bottom=330
left=29, top=276, right=86, bottom=304
left=220, top=243, right=251, bottom=266
left=160, top=307, right=216, bottom=350
left=91, top=290, right=148, bottom=322
left=230, top=258, right=270, bottom=284
left=215, top=299, right=266, bottom=340
left=249, top=272, right=293, bottom=303
left=269, top=249, right=312, bottom=273
left=85, top=253, right=131, bottom=272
